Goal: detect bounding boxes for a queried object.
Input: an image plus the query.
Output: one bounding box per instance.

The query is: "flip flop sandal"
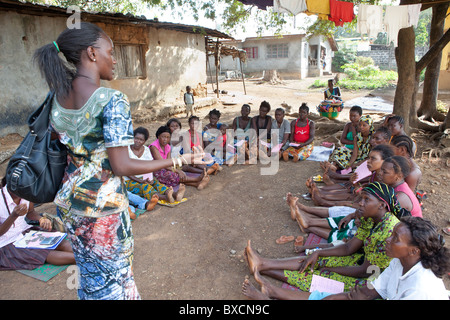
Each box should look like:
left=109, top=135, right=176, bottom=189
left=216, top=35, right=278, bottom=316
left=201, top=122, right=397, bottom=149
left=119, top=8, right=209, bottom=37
left=276, top=235, right=295, bottom=244
left=443, top=227, right=450, bottom=236
left=294, top=236, right=304, bottom=247
left=313, top=175, right=323, bottom=182
left=158, top=198, right=188, bottom=207
left=302, top=193, right=312, bottom=201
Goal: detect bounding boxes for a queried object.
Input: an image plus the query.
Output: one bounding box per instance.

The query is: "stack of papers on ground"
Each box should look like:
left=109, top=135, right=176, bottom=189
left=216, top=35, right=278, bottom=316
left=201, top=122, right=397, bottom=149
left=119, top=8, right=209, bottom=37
left=14, top=230, right=66, bottom=250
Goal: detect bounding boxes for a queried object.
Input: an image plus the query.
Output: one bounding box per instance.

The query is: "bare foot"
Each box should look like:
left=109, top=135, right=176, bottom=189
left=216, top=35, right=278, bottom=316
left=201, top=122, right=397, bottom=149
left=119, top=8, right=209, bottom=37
left=253, top=269, right=275, bottom=299
left=310, top=183, right=328, bottom=207
left=323, top=172, right=335, bottom=186
left=146, top=194, right=159, bottom=211
left=287, top=193, right=299, bottom=221
left=166, top=187, right=175, bottom=203
left=294, top=206, right=309, bottom=232
left=241, top=278, right=270, bottom=300
left=197, top=172, right=210, bottom=190
left=175, top=184, right=185, bottom=202
left=305, top=177, right=313, bottom=189
left=207, top=163, right=219, bottom=175
left=244, top=240, right=263, bottom=275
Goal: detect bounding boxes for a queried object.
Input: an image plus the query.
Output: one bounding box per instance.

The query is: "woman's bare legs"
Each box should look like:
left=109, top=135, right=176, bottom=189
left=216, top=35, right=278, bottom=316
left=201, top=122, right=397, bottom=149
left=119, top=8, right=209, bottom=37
left=46, top=240, right=75, bottom=265
left=294, top=206, right=332, bottom=240
left=244, top=240, right=305, bottom=282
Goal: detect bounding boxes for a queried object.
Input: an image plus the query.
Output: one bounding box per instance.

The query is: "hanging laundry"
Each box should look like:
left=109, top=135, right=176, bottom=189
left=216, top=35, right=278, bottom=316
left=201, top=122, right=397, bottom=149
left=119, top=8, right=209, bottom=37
left=273, top=0, right=307, bottom=15
left=407, top=4, right=422, bottom=28
left=384, top=6, right=410, bottom=47
left=357, top=4, right=383, bottom=40
left=329, top=0, right=355, bottom=27
left=305, top=0, right=330, bottom=20
left=237, top=0, right=273, bottom=10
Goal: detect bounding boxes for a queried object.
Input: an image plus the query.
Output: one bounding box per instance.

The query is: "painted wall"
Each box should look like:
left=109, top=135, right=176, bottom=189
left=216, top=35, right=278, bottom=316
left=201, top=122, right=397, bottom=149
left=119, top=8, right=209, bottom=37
left=0, top=11, right=207, bottom=137
left=212, top=35, right=333, bottom=80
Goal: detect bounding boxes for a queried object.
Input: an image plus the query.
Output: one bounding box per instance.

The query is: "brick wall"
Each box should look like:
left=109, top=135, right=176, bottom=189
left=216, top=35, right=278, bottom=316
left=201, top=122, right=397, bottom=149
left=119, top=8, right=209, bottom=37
left=356, top=47, right=428, bottom=70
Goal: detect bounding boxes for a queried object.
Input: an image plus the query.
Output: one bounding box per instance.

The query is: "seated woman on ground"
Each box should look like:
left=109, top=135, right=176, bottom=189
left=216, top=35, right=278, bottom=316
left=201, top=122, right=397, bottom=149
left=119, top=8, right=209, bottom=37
left=214, top=123, right=236, bottom=165
left=125, top=127, right=185, bottom=206
left=329, top=115, right=374, bottom=171
left=339, top=106, right=362, bottom=152
left=243, top=182, right=401, bottom=294
left=0, top=178, right=75, bottom=270
left=251, top=101, right=273, bottom=161
left=188, top=116, right=221, bottom=175
left=167, top=118, right=206, bottom=177
left=378, top=156, right=422, bottom=218
left=242, top=216, right=449, bottom=300
left=390, top=135, right=422, bottom=192
left=386, top=115, right=417, bottom=156
left=324, top=79, right=342, bottom=101
left=232, top=104, right=253, bottom=163
left=322, top=126, right=391, bottom=184
left=308, top=154, right=420, bottom=239
left=271, top=107, right=291, bottom=158
left=202, top=108, right=223, bottom=149
left=150, top=125, right=210, bottom=190
left=307, top=144, right=395, bottom=207
left=282, top=103, right=315, bottom=162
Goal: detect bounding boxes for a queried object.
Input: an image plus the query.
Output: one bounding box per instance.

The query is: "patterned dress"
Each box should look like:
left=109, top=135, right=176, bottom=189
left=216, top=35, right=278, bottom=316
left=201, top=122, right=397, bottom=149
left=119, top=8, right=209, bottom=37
left=50, top=87, right=140, bottom=300
left=284, top=211, right=399, bottom=291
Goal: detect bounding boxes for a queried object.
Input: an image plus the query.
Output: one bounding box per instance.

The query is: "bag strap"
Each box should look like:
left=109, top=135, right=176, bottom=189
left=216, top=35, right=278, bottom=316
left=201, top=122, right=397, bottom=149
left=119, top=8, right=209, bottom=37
left=28, top=91, right=55, bottom=141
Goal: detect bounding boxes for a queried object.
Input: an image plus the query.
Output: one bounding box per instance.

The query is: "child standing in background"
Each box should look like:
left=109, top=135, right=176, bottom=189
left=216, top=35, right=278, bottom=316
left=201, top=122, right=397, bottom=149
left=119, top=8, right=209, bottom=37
left=184, top=86, right=195, bottom=117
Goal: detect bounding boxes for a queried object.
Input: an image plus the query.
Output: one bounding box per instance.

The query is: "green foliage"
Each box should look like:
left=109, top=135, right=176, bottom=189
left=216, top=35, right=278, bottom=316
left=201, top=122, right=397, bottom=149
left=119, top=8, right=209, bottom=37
left=309, top=79, right=328, bottom=88
left=332, top=47, right=356, bottom=72
left=338, top=56, right=397, bottom=89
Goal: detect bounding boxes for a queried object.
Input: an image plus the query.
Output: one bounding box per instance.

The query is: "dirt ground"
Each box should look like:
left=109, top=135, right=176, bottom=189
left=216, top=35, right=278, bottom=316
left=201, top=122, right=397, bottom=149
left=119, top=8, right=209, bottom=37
left=0, top=77, right=449, bottom=300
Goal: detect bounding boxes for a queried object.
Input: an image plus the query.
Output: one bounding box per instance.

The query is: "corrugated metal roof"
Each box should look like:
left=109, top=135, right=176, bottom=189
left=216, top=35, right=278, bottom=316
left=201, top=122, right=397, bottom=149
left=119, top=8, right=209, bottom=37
left=0, top=0, right=234, bottom=39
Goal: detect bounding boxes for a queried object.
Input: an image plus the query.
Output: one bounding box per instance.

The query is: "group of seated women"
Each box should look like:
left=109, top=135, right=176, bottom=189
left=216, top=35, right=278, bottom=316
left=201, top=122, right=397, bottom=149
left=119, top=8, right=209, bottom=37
left=242, top=108, right=449, bottom=300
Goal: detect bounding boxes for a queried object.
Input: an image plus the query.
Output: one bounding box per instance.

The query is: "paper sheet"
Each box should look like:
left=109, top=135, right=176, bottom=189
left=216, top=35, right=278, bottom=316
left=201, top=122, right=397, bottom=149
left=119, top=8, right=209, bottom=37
left=309, top=274, right=345, bottom=294
left=353, top=160, right=371, bottom=182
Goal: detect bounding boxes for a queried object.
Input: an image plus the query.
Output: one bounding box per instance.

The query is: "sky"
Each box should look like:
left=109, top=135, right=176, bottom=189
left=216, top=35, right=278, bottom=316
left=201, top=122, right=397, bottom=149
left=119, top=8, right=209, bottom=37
left=141, top=3, right=311, bottom=40
left=141, top=0, right=401, bottom=41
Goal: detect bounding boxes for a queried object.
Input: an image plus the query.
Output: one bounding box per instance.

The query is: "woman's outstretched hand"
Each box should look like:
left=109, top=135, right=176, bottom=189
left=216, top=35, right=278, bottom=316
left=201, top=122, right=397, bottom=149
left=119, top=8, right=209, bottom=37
left=183, top=146, right=211, bottom=165
left=298, top=251, right=320, bottom=273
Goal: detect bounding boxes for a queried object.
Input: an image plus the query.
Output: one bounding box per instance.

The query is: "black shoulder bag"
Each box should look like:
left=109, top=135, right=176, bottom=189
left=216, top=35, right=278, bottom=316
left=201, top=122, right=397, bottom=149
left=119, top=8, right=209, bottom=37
left=5, top=91, right=68, bottom=204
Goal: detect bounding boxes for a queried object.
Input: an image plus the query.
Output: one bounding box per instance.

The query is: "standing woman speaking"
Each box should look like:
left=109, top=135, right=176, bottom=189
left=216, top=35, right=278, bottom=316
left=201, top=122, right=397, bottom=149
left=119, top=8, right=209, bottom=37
left=33, top=22, right=202, bottom=300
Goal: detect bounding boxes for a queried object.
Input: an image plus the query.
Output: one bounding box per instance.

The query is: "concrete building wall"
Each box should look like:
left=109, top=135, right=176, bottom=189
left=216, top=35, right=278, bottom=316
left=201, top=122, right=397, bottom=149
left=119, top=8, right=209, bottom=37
left=213, top=35, right=334, bottom=80
left=0, top=11, right=207, bottom=137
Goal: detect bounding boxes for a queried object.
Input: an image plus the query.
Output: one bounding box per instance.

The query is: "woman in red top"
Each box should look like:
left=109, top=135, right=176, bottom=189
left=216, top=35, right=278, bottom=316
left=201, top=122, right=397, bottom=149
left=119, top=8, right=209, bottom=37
left=283, top=103, right=315, bottom=162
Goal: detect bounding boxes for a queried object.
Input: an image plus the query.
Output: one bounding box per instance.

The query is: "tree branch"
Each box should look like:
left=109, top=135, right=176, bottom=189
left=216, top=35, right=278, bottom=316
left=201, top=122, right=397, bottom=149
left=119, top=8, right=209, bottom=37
left=416, top=27, right=450, bottom=75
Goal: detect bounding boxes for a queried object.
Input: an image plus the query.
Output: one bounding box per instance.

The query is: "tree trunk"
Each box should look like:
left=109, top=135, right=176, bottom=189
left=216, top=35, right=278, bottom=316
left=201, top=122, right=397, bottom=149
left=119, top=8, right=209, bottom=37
left=416, top=3, right=449, bottom=122
left=393, top=27, right=417, bottom=134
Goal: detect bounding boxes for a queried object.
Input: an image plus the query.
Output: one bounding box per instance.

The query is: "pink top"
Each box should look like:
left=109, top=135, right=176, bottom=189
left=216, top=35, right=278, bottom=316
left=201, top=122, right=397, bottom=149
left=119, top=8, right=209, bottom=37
left=150, top=139, right=171, bottom=159
left=0, top=185, right=31, bottom=248
left=394, top=182, right=422, bottom=217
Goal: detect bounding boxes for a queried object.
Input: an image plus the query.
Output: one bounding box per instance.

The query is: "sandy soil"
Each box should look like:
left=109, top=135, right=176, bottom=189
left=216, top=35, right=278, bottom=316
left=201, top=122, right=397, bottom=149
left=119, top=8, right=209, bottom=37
left=0, top=77, right=448, bottom=300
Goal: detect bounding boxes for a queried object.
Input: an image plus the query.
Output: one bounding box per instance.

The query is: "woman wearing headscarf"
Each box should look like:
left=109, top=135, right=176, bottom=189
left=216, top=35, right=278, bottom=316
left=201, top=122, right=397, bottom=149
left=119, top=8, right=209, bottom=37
left=242, top=217, right=449, bottom=300
left=243, top=182, right=402, bottom=292
left=330, top=115, right=375, bottom=170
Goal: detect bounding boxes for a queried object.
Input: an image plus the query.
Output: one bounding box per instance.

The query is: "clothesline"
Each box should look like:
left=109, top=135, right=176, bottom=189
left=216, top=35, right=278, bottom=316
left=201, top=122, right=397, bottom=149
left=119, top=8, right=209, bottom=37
left=238, top=0, right=430, bottom=47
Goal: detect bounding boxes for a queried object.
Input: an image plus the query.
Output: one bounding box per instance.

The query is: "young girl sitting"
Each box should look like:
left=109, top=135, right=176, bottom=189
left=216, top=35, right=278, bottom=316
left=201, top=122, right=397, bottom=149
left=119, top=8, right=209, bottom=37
left=339, top=106, right=362, bottom=151
left=150, top=126, right=210, bottom=190
left=125, top=127, right=185, bottom=205
left=308, top=144, right=395, bottom=207
left=188, top=116, right=221, bottom=175
left=329, top=115, right=374, bottom=170
left=232, top=104, right=253, bottom=163
left=282, top=103, right=315, bottom=162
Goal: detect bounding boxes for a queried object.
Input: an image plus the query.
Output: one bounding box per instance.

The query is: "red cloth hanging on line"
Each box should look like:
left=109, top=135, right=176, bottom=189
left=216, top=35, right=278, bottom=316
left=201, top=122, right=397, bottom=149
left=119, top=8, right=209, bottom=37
left=329, top=0, right=355, bottom=26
